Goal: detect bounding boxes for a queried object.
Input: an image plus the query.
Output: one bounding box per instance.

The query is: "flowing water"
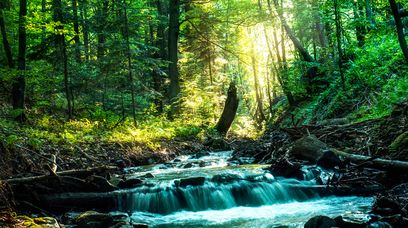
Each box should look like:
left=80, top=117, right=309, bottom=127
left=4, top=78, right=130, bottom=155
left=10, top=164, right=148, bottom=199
left=114, top=151, right=373, bottom=227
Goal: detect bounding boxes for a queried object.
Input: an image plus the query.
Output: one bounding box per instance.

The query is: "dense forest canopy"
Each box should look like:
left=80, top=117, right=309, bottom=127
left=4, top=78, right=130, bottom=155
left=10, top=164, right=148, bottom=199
left=0, top=0, right=407, bottom=139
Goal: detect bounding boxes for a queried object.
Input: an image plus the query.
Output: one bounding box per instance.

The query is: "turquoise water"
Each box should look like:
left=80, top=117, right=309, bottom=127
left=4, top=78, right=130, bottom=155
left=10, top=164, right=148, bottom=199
left=114, top=151, right=373, bottom=227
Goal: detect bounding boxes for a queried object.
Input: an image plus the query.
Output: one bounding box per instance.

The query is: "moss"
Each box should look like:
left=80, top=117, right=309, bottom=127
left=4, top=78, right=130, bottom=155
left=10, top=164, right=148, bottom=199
left=389, top=131, right=408, bottom=152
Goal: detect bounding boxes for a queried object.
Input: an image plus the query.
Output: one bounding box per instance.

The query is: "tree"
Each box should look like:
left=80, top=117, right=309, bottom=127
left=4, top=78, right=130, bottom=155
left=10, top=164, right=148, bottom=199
left=11, top=0, right=27, bottom=122
left=168, top=0, right=181, bottom=115
left=389, top=0, right=408, bottom=64
left=53, top=0, right=73, bottom=119
left=215, top=81, right=239, bottom=135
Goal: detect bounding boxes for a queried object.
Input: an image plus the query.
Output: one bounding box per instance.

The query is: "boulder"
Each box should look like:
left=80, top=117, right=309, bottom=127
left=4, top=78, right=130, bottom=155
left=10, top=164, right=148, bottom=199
left=316, top=150, right=342, bottom=169
left=117, top=178, right=143, bottom=189
left=304, top=216, right=337, bottom=228
left=267, top=159, right=304, bottom=180
left=183, top=163, right=194, bottom=169
left=191, top=151, right=210, bottom=159
left=75, top=211, right=114, bottom=228
left=290, top=135, right=328, bottom=162
left=176, top=177, right=206, bottom=187
left=372, top=196, right=402, bottom=216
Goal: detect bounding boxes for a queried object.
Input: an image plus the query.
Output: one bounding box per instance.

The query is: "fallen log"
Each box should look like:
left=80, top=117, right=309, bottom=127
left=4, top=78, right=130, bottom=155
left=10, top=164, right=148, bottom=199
left=290, top=135, right=408, bottom=171
left=4, top=166, right=119, bottom=184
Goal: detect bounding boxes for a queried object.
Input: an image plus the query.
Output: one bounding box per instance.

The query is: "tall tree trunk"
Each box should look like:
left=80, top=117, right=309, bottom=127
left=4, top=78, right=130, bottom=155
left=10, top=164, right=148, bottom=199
left=251, top=50, right=266, bottom=127
left=389, top=0, right=408, bottom=64
left=53, top=0, right=73, bottom=119
left=0, top=10, right=14, bottom=69
left=123, top=0, right=137, bottom=126
left=72, top=0, right=81, bottom=62
left=269, top=0, right=314, bottom=63
left=151, top=0, right=166, bottom=113
left=97, top=0, right=108, bottom=60
left=11, top=0, right=27, bottom=122
left=334, top=0, right=346, bottom=89
left=353, top=0, right=366, bottom=47
left=80, top=0, right=89, bottom=62
left=167, top=0, right=181, bottom=115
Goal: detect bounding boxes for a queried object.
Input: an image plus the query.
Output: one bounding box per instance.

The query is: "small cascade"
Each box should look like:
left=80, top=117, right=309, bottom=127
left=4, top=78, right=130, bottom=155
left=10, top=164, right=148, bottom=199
left=117, top=177, right=318, bottom=214
left=111, top=151, right=373, bottom=227
left=115, top=151, right=321, bottom=215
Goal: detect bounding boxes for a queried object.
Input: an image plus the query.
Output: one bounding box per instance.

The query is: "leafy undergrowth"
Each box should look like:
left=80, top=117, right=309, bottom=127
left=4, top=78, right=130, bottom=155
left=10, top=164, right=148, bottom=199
left=277, top=32, right=408, bottom=127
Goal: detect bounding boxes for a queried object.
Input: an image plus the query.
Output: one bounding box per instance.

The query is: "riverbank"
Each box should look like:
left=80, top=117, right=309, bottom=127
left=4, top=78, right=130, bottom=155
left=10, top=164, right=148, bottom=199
left=1, top=102, right=407, bottom=227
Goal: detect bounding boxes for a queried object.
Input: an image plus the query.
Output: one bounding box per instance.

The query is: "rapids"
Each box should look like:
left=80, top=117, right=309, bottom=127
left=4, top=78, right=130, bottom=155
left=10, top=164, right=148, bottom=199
left=113, top=151, right=373, bottom=227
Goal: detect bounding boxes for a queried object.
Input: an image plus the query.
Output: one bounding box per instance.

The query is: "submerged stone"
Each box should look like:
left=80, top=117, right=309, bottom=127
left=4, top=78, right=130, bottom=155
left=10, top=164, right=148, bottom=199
left=118, top=178, right=143, bottom=189
left=176, top=177, right=206, bottom=187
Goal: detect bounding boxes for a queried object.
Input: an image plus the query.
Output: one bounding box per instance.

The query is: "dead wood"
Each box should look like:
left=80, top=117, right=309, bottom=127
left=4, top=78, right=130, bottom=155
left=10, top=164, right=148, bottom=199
left=3, top=166, right=118, bottom=185
left=290, top=135, right=408, bottom=171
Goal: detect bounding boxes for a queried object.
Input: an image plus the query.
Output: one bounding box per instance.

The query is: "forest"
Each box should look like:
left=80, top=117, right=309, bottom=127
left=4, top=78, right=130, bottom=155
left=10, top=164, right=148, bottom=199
left=0, top=0, right=407, bottom=227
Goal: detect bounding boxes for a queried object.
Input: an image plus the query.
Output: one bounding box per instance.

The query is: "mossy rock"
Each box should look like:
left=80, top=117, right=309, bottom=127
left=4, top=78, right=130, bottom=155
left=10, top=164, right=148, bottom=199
left=75, top=211, right=114, bottom=228
left=389, top=131, right=408, bottom=152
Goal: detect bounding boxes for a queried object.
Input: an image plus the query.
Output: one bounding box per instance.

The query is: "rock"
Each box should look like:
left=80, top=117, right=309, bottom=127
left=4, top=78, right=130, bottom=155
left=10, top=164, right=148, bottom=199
left=368, top=221, right=392, bottom=228
left=203, top=137, right=230, bottom=151
left=75, top=211, right=114, bottom=228
left=334, top=216, right=366, bottom=228
left=372, top=196, right=402, bottom=216
left=199, top=161, right=206, bottom=167
left=109, top=212, right=130, bottom=224
left=316, top=150, right=342, bottom=169
left=118, top=178, right=143, bottom=189
left=132, top=223, right=149, bottom=228
left=191, top=151, right=210, bottom=159
left=183, top=163, right=194, bottom=169
left=304, top=216, right=337, bottom=228
left=140, top=173, right=154, bottom=178
left=32, top=217, right=60, bottom=228
left=88, top=175, right=118, bottom=192
left=211, top=173, right=242, bottom=184
left=378, top=214, right=408, bottom=227
left=177, top=177, right=206, bottom=187
left=290, top=135, right=328, bottom=162
left=267, top=159, right=304, bottom=180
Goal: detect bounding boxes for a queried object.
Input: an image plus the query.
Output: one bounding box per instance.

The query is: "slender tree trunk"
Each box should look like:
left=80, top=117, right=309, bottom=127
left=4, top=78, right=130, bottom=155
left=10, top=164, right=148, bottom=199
left=251, top=52, right=266, bottom=127
left=151, top=0, right=166, bottom=113
left=123, top=0, right=137, bottom=126
left=334, top=0, right=346, bottom=89
left=353, top=0, right=366, bottom=47
left=72, top=0, right=81, bottom=62
left=270, top=0, right=314, bottom=63
left=11, top=0, right=27, bottom=122
left=389, top=0, right=408, bottom=64
left=97, top=0, right=108, bottom=60
left=80, top=0, right=89, bottom=62
left=0, top=10, right=14, bottom=69
left=53, top=0, right=73, bottom=119
left=168, top=0, right=181, bottom=115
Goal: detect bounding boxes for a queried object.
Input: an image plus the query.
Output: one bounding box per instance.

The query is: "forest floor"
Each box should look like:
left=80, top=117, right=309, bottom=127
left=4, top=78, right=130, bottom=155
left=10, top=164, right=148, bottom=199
left=0, top=102, right=407, bottom=227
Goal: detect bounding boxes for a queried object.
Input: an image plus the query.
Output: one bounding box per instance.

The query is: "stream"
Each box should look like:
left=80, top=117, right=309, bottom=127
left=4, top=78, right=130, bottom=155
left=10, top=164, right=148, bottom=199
left=112, top=151, right=373, bottom=227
